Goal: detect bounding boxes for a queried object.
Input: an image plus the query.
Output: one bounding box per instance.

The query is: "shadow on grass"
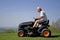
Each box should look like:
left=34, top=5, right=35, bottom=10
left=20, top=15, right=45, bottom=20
left=26, top=35, right=60, bottom=38
left=47, top=35, right=60, bottom=38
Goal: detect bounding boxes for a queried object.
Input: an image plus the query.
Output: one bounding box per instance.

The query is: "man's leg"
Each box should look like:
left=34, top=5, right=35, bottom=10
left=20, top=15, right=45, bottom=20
left=33, top=20, right=40, bottom=27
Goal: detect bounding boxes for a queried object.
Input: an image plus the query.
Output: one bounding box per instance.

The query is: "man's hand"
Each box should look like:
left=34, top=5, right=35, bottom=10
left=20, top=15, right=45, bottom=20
left=33, top=17, right=39, bottom=20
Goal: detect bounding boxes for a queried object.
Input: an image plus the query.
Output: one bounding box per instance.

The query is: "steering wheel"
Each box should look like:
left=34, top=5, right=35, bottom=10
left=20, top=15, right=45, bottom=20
left=33, top=17, right=38, bottom=21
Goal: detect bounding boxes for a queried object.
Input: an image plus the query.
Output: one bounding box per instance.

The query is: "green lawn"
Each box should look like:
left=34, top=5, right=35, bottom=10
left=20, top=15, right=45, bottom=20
left=0, top=26, right=60, bottom=40
left=0, top=32, right=60, bottom=40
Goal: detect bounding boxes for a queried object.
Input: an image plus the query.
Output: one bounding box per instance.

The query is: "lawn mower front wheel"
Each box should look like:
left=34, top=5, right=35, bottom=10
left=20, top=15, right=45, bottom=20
left=18, top=30, right=24, bottom=37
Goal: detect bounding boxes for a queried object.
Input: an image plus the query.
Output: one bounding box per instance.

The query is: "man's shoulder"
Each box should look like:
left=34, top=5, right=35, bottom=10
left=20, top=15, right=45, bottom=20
left=41, top=11, right=45, bottom=14
left=41, top=11, right=45, bottom=13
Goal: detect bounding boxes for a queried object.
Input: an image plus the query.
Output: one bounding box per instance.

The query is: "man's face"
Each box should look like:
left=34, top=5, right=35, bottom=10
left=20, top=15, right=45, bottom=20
left=37, top=9, right=41, bottom=13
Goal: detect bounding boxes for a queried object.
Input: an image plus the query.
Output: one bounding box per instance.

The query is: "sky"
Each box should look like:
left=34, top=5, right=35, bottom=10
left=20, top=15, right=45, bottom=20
left=0, top=0, right=60, bottom=27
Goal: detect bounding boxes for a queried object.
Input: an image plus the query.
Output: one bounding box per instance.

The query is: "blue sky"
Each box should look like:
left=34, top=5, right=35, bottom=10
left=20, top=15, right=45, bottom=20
left=0, top=0, right=60, bottom=27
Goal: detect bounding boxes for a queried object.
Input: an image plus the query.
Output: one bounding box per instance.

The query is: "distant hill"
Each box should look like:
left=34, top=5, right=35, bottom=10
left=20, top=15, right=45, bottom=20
left=0, top=28, right=6, bottom=32
left=0, top=26, right=18, bottom=32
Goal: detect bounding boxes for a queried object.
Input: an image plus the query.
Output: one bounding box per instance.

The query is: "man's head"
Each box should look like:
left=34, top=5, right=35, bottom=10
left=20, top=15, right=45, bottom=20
left=37, top=7, right=42, bottom=13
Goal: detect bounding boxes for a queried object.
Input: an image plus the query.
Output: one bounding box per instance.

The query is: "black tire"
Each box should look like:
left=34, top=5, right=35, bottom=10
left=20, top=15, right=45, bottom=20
left=18, top=30, right=24, bottom=37
left=41, top=29, right=51, bottom=37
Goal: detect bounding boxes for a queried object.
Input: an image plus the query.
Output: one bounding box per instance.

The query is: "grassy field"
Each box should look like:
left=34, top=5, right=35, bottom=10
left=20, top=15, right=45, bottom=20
left=0, top=26, right=60, bottom=40
left=0, top=32, right=60, bottom=40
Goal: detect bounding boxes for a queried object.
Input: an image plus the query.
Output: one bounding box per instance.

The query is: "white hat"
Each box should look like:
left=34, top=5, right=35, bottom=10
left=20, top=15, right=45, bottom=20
left=37, top=7, right=40, bottom=9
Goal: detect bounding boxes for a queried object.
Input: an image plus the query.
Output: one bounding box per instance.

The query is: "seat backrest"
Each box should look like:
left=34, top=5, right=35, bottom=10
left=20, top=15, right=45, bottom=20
left=39, top=20, right=49, bottom=25
left=43, top=20, right=49, bottom=25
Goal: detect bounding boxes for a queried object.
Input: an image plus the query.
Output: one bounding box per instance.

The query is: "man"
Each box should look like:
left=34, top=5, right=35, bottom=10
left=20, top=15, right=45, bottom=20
left=33, top=7, right=47, bottom=28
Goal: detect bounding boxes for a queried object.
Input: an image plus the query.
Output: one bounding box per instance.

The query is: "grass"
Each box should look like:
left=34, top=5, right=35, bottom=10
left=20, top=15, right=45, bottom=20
left=0, top=26, right=60, bottom=40
left=0, top=32, right=60, bottom=40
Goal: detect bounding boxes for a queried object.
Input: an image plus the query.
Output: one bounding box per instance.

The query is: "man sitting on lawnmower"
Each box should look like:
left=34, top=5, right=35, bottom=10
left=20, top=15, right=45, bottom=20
left=33, top=7, right=47, bottom=28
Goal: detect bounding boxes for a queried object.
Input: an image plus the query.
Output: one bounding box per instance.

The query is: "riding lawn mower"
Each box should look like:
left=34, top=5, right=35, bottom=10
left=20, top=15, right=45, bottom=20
left=18, top=19, right=51, bottom=37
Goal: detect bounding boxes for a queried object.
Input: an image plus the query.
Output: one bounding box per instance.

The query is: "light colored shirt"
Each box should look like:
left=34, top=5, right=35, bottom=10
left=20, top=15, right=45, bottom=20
left=40, top=11, right=47, bottom=21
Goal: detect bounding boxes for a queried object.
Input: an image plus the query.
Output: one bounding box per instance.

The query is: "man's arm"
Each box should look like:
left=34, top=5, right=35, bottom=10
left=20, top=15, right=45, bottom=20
left=35, top=13, right=44, bottom=20
left=35, top=16, right=44, bottom=20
